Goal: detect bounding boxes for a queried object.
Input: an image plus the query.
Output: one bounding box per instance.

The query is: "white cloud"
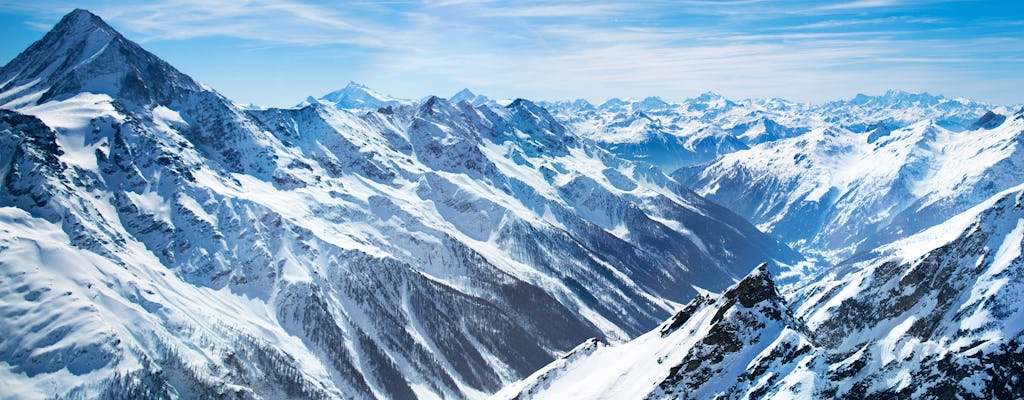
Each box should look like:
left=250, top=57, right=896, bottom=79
left=815, top=0, right=909, bottom=11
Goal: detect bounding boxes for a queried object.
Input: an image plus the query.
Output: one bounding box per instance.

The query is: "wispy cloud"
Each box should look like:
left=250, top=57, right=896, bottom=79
left=771, top=16, right=945, bottom=31
left=815, top=0, right=910, bottom=11
left=478, top=4, right=631, bottom=18
left=1, top=0, right=394, bottom=46
left=109, top=0, right=391, bottom=46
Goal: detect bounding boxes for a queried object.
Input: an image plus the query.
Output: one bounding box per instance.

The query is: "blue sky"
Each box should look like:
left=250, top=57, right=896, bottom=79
left=1, top=1, right=1022, bottom=107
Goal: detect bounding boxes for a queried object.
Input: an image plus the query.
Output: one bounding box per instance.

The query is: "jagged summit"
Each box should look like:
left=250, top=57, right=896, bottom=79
left=55, top=8, right=116, bottom=35
left=506, top=97, right=540, bottom=110
left=506, top=98, right=567, bottom=131
left=849, top=90, right=930, bottom=105
left=417, top=94, right=447, bottom=115
left=450, top=88, right=476, bottom=102
left=829, top=90, right=990, bottom=123
left=448, top=87, right=491, bottom=106
left=0, top=8, right=202, bottom=107
left=690, top=91, right=737, bottom=107
left=722, top=262, right=782, bottom=308
left=633, top=96, right=670, bottom=111
left=969, top=110, right=1006, bottom=130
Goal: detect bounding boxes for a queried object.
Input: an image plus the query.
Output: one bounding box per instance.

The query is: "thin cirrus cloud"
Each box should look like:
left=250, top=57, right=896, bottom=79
left=814, top=0, right=913, bottom=12
left=105, top=1, right=390, bottom=47
left=0, top=0, right=1021, bottom=106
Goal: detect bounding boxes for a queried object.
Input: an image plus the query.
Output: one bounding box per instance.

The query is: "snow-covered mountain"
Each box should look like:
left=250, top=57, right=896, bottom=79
left=542, top=90, right=1005, bottom=173
left=494, top=83, right=1023, bottom=398
left=542, top=93, right=763, bottom=172
left=680, top=109, right=1024, bottom=262
left=499, top=182, right=1024, bottom=399
left=449, top=89, right=493, bottom=107
left=314, top=81, right=414, bottom=111
left=0, top=10, right=798, bottom=399
left=818, top=89, right=995, bottom=132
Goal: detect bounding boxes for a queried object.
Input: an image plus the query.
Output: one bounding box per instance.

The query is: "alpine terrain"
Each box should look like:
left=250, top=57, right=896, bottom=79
left=0, top=9, right=797, bottom=399
left=1, top=8, right=1022, bottom=400
left=499, top=179, right=1024, bottom=399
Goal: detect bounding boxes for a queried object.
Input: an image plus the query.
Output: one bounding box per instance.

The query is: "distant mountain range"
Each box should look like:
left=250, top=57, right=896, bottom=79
left=1, top=8, right=1021, bottom=400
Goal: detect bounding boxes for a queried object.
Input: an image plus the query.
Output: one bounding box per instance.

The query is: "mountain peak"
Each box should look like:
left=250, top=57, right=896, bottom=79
left=569, top=98, right=594, bottom=109
left=866, top=121, right=893, bottom=143
left=598, top=97, right=628, bottom=109
left=418, top=95, right=453, bottom=116
left=508, top=98, right=561, bottom=118
left=722, top=263, right=781, bottom=308
left=696, top=91, right=724, bottom=101
left=59, top=8, right=114, bottom=33
left=969, top=110, right=1006, bottom=130
left=452, top=88, right=475, bottom=98
left=319, top=81, right=411, bottom=110
left=322, top=81, right=371, bottom=100
left=634, top=96, right=670, bottom=111
left=507, top=98, right=559, bottom=122
left=345, top=80, right=368, bottom=89
left=0, top=8, right=201, bottom=107
left=450, top=88, right=490, bottom=106
left=507, top=97, right=537, bottom=109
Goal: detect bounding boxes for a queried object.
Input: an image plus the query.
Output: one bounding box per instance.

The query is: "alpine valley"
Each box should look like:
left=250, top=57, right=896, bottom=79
left=0, top=9, right=1021, bottom=400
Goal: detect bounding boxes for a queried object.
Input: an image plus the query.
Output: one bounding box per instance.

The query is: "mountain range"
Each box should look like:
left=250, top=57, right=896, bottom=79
left=1, top=9, right=1021, bottom=400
